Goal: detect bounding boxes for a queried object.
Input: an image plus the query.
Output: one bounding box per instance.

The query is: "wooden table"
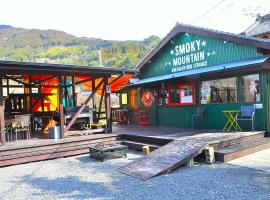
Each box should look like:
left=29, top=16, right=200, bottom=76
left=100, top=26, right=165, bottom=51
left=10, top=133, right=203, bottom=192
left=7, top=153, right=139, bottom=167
left=222, top=110, right=242, bottom=132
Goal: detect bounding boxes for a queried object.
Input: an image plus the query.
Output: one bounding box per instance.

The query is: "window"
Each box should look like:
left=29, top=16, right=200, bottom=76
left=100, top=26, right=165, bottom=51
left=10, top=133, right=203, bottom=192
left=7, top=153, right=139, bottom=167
left=158, top=83, right=168, bottom=106
left=121, top=93, right=128, bottom=105
left=201, top=77, right=237, bottom=104
left=181, top=84, right=194, bottom=104
left=242, top=74, right=261, bottom=102
left=168, top=85, right=180, bottom=104
left=168, top=82, right=196, bottom=106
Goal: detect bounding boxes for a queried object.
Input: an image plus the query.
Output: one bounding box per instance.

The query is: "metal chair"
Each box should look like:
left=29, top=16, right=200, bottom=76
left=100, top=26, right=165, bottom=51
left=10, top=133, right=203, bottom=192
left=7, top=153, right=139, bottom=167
left=236, top=105, right=255, bottom=132
left=185, top=106, right=205, bottom=128
left=14, top=114, right=31, bottom=140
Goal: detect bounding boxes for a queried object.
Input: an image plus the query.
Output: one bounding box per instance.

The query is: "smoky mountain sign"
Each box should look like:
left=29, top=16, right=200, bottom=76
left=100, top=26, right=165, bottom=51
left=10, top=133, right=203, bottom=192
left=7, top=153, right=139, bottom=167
left=169, top=37, right=210, bottom=73
left=141, top=33, right=262, bottom=78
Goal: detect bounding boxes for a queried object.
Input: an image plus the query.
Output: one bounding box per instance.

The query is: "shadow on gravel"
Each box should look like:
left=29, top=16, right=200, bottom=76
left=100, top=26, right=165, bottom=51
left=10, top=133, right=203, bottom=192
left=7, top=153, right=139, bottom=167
left=19, top=175, right=114, bottom=200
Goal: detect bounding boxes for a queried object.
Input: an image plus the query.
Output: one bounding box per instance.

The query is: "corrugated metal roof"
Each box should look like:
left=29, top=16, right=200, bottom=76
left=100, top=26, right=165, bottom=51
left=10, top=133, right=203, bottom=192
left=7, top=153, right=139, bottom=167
left=245, top=13, right=270, bottom=36
left=246, top=21, right=270, bottom=36
left=0, top=60, right=138, bottom=76
left=131, top=56, right=270, bottom=86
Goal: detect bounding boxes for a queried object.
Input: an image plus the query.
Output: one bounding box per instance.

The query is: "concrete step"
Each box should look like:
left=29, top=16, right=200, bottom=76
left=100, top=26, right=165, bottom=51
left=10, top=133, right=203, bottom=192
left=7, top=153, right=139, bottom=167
left=121, top=140, right=160, bottom=152
left=215, top=137, right=270, bottom=162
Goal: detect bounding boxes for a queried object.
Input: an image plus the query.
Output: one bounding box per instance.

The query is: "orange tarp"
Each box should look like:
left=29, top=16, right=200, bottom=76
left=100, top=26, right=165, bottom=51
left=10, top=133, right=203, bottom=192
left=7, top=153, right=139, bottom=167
left=75, top=74, right=132, bottom=95
left=23, top=75, right=58, bottom=112
left=23, top=74, right=132, bottom=112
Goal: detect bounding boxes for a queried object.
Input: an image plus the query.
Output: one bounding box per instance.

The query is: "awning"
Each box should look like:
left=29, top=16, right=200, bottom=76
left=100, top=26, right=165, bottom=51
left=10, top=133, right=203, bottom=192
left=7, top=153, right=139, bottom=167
left=76, top=74, right=133, bottom=94
left=131, top=56, right=270, bottom=86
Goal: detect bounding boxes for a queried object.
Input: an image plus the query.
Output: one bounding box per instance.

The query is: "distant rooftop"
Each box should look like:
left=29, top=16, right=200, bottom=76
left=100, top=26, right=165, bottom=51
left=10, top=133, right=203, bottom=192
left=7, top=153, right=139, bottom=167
left=244, top=13, right=270, bottom=37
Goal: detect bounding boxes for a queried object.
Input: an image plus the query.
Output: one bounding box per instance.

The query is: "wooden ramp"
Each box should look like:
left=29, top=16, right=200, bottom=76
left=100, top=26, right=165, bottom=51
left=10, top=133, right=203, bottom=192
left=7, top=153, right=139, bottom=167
left=117, top=131, right=265, bottom=180
left=117, top=139, right=207, bottom=180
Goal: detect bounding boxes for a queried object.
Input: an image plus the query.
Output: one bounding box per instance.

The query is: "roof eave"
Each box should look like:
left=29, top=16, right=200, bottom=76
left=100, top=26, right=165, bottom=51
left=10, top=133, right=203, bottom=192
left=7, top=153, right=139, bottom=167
left=0, top=60, right=138, bottom=75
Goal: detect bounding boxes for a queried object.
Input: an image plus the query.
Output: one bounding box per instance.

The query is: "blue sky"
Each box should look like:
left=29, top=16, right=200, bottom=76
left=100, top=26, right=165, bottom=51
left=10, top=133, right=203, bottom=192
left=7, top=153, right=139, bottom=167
left=0, top=0, right=269, bottom=40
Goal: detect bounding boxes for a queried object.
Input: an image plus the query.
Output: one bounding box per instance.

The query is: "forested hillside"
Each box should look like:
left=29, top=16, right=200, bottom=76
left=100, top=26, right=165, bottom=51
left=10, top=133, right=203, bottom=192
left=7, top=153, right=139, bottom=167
left=0, top=25, right=160, bottom=69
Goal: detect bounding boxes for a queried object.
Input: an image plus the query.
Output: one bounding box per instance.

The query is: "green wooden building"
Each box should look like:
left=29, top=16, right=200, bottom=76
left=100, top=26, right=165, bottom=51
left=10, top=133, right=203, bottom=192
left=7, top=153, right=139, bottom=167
left=120, top=23, right=270, bottom=133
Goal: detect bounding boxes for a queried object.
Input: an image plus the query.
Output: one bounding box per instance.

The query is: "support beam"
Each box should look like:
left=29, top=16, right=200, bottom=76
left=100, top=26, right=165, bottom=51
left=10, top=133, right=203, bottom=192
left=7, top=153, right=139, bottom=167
left=58, top=76, right=65, bottom=137
left=29, top=75, right=33, bottom=113
left=64, top=76, right=68, bottom=107
left=72, top=75, right=76, bottom=107
left=92, top=79, right=95, bottom=108
left=0, top=77, right=5, bottom=144
left=97, top=85, right=105, bottom=121
left=31, top=75, right=56, bottom=87
left=3, top=75, right=29, bottom=86
left=65, top=77, right=93, bottom=87
left=104, top=78, right=112, bottom=133
left=65, top=78, right=104, bottom=133
left=108, top=74, right=123, bottom=85
left=59, top=104, right=65, bottom=139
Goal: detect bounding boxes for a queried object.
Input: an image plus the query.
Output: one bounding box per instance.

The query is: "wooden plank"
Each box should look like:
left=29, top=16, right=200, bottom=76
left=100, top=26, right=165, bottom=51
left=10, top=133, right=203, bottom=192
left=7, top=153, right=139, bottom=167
left=0, top=137, right=118, bottom=160
left=121, top=141, right=159, bottom=151
left=117, top=130, right=266, bottom=180
left=215, top=138, right=270, bottom=162
left=66, top=128, right=107, bottom=136
left=117, top=140, right=207, bottom=180
left=0, top=134, right=119, bottom=154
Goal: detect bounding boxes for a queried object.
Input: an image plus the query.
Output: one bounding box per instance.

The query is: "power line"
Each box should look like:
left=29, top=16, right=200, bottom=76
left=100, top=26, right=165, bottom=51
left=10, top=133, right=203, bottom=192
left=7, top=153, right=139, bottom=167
left=191, top=0, right=227, bottom=24
left=199, top=0, right=242, bottom=23
left=215, top=0, right=241, bottom=14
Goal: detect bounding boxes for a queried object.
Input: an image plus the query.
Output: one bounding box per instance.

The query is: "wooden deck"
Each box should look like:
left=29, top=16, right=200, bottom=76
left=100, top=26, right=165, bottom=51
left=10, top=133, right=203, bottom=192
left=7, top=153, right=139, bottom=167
left=0, top=133, right=119, bottom=167
left=113, top=124, right=218, bottom=139
left=0, top=124, right=268, bottom=172
left=116, top=125, right=266, bottom=180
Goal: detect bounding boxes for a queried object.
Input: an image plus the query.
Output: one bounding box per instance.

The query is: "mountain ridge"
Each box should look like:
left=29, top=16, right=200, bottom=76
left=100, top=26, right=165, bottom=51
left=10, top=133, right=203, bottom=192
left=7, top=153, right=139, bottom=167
left=0, top=25, right=160, bottom=69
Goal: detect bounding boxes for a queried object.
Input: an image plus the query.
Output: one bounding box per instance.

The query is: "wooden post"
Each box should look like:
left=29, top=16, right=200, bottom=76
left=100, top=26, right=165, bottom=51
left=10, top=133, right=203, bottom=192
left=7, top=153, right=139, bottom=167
left=0, top=77, right=5, bottom=145
left=58, top=76, right=65, bottom=137
left=64, top=76, right=68, bottom=107
left=92, top=79, right=95, bottom=108
left=104, top=78, right=112, bottom=133
left=59, top=104, right=65, bottom=139
left=72, top=75, right=76, bottom=107
left=29, top=75, right=33, bottom=113
left=97, top=85, right=105, bottom=121
left=142, top=145, right=150, bottom=155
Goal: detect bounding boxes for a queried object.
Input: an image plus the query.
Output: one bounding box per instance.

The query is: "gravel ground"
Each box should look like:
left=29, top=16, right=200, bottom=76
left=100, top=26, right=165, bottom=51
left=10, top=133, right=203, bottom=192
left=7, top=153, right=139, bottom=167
left=0, top=151, right=270, bottom=200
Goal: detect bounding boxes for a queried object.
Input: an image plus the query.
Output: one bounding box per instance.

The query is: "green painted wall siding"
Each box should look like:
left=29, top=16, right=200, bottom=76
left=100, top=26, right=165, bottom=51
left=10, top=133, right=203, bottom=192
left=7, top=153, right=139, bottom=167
left=157, top=102, right=265, bottom=130
left=121, top=72, right=268, bottom=131
left=157, top=106, right=196, bottom=127
left=196, top=104, right=265, bottom=130
left=157, top=73, right=267, bottom=131
left=141, top=32, right=262, bottom=79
